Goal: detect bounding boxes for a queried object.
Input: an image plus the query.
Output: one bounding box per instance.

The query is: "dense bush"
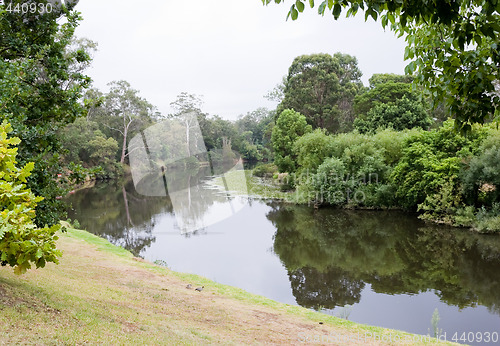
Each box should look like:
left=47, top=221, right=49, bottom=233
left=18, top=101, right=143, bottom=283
left=271, top=109, right=312, bottom=172
left=293, top=129, right=335, bottom=173
left=461, top=128, right=500, bottom=208
left=295, top=130, right=400, bottom=207
left=391, top=120, right=485, bottom=210
left=280, top=116, right=500, bottom=232
left=61, top=118, right=122, bottom=179
left=252, top=163, right=278, bottom=177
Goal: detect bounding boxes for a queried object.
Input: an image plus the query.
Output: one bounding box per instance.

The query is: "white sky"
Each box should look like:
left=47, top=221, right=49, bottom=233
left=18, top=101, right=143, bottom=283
left=75, top=0, right=407, bottom=120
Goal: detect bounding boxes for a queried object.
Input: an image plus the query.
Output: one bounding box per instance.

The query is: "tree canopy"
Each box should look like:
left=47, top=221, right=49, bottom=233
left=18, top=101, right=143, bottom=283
left=263, top=0, right=500, bottom=131
left=353, top=73, right=432, bottom=132
left=0, top=3, right=92, bottom=226
left=278, top=53, right=363, bottom=133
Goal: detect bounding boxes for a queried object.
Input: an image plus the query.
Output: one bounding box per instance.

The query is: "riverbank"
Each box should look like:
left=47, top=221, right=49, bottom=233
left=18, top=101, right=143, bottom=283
left=212, top=169, right=500, bottom=234
left=0, top=225, right=457, bottom=345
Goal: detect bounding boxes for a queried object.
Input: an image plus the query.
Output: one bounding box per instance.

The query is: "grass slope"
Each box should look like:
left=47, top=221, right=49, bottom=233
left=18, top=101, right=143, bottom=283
left=0, top=226, right=458, bottom=345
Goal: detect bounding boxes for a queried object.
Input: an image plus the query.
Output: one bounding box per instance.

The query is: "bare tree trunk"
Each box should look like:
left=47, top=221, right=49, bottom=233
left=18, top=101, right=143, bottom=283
left=120, top=125, right=128, bottom=163
left=122, top=186, right=133, bottom=226
left=185, top=118, right=190, bottom=157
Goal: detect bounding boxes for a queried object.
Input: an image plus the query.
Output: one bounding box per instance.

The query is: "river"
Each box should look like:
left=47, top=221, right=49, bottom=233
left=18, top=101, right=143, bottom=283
left=66, top=170, right=500, bottom=345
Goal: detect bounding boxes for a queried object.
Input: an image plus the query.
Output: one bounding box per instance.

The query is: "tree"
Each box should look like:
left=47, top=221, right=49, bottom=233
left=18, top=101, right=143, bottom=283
left=170, top=92, right=204, bottom=115
left=263, top=0, right=500, bottom=131
left=169, top=93, right=206, bottom=158
left=271, top=109, right=312, bottom=172
left=235, top=107, right=274, bottom=146
left=354, top=95, right=432, bottom=133
left=390, top=120, right=482, bottom=210
left=89, top=81, right=157, bottom=164
left=354, top=74, right=418, bottom=117
left=278, top=53, right=363, bottom=133
left=0, top=2, right=92, bottom=226
left=233, top=108, right=274, bottom=161
left=353, top=73, right=435, bottom=132
left=0, top=122, right=61, bottom=274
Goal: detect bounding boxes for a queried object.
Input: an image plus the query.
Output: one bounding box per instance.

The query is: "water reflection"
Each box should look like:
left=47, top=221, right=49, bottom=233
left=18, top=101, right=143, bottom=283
left=267, top=203, right=500, bottom=315
left=127, top=113, right=248, bottom=234
left=67, top=182, right=500, bottom=340
left=67, top=180, right=168, bottom=256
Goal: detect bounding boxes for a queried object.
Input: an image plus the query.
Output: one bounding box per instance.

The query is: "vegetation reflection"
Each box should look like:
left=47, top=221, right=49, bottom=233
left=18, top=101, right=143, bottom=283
left=267, top=203, right=500, bottom=314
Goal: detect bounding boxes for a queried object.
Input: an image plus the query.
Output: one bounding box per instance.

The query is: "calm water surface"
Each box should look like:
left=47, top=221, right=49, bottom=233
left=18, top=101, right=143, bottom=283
left=67, top=176, right=500, bottom=344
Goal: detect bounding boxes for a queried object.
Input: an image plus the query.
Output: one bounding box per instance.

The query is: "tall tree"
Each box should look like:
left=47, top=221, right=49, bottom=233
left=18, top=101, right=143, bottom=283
left=354, top=74, right=418, bottom=117
left=169, top=92, right=206, bottom=158
left=88, top=81, right=157, bottom=164
left=0, top=1, right=92, bottom=226
left=354, top=96, right=432, bottom=133
left=263, top=0, right=500, bottom=132
left=353, top=73, right=432, bottom=132
left=278, top=53, right=363, bottom=133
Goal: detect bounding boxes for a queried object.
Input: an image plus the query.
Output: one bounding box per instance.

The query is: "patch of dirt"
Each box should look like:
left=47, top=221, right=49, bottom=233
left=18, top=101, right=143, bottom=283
left=0, top=282, right=60, bottom=315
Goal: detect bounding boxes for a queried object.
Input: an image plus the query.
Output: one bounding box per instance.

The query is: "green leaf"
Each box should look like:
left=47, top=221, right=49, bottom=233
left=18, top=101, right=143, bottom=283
left=318, top=1, right=326, bottom=15
left=296, top=0, right=305, bottom=12
left=381, top=14, right=388, bottom=28
left=332, top=4, right=341, bottom=19
left=387, top=12, right=395, bottom=25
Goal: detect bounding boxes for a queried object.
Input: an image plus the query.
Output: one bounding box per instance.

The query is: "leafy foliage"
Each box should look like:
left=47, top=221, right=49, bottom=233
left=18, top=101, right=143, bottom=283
left=100, top=81, right=157, bottom=164
left=271, top=109, right=312, bottom=172
left=354, top=95, right=432, bottom=133
left=295, top=129, right=406, bottom=207
left=293, top=129, right=334, bottom=173
left=461, top=131, right=500, bottom=208
left=60, top=118, right=121, bottom=179
left=263, top=0, right=500, bottom=130
left=252, top=163, right=278, bottom=177
left=0, top=123, right=61, bottom=274
left=0, top=5, right=92, bottom=226
left=391, top=120, right=485, bottom=210
left=278, top=53, right=363, bottom=133
left=169, top=93, right=274, bottom=162
left=353, top=73, right=432, bottom=133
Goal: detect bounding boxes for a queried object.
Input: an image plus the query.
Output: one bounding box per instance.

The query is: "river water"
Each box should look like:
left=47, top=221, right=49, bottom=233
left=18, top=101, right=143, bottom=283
left=66, top=172, right=500, bottom=344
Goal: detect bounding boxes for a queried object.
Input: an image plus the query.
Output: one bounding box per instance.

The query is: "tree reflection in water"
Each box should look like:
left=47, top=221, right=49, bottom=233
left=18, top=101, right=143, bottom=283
left=67, top=163, right=245, bottom=256
left=68, top=185, right=500, bottom=316
left=67, top=179, right=169, bottom=256
left=267, top=203, right=500, bottom=315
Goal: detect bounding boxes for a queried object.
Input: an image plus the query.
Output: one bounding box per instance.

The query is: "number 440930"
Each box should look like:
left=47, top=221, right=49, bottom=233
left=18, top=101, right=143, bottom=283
left=2, top=2, right=53, bottom=15
left=452, top=332, right=499, bottom=343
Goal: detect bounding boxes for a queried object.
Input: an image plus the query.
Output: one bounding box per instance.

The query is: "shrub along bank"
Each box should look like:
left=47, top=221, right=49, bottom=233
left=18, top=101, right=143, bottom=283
left=259, top=119, right=500, bottom=233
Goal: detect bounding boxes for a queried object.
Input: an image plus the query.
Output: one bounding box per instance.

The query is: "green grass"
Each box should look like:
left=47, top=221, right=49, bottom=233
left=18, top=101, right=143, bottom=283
left=209, top=170, right=294, bottom=200
left=0, top=225, right=461, bottom=345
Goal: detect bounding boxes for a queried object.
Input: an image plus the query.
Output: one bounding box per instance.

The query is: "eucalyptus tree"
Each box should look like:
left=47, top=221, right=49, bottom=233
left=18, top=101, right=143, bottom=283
left=278, top=53, right=363, bottom=133
left=88, top=81, right=157, bottom=164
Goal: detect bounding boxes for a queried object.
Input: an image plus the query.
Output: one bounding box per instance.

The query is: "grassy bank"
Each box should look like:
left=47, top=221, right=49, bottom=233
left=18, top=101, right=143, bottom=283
left=209, top=170, right=295, bottom=201
left=0, top=225, right=458, bottom=345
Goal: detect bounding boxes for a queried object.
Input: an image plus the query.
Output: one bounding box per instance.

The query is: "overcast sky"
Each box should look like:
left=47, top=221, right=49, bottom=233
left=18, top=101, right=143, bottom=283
left=74, top=0, right=407, bottom=120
